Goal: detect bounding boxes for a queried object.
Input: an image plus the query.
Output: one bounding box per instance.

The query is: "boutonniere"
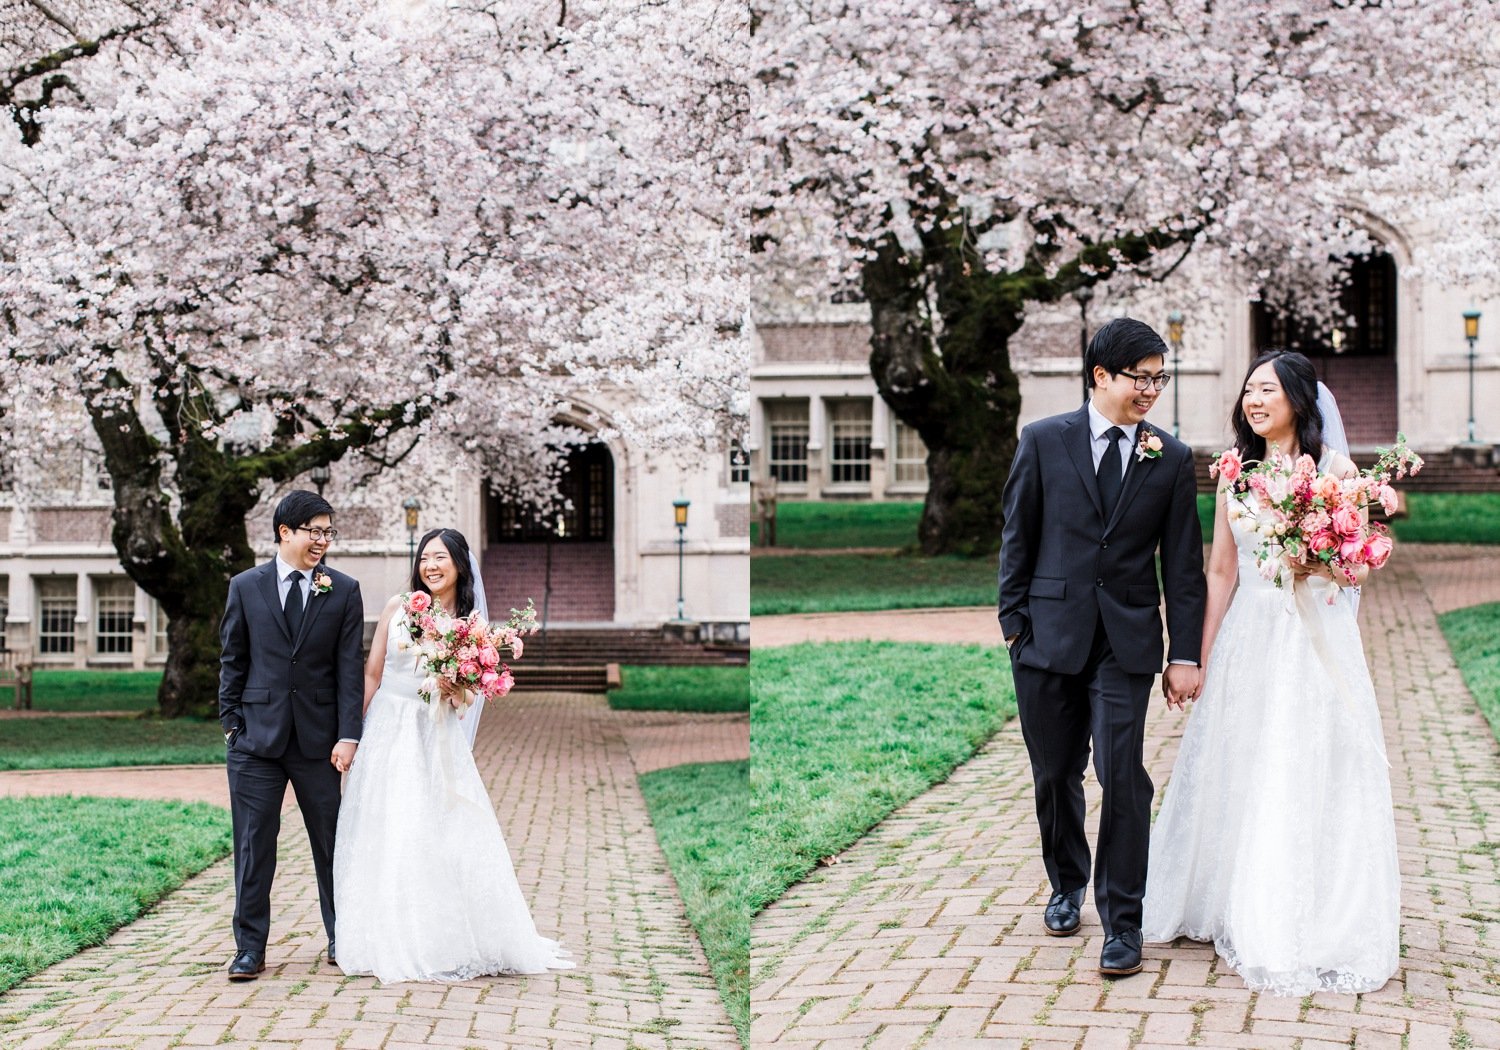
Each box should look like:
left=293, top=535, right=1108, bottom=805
left=311, top=571, right=333, bottom=595
left=1135, top=428, right=1164, bottom=462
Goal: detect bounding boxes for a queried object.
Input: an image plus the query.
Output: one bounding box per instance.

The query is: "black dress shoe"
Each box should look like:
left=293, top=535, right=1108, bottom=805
left=1043, top=888, right=1085, bottom=936
left=326, top=939, right=336, bottom=965
left=227, top=950, right=266, bottom=981
left=1099, top=929, right=1143, bottom=976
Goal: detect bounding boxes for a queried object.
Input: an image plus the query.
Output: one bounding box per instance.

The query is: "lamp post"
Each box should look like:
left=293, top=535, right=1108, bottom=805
left=402, top=498, right=422, bottom=570
left=310, top=464, right=331, bottom=499
left=1166, top=310, right=1184, bottom=438
left=1075, top=284, right=1094, bottom=405
left=672, top=498, right=690, bottom=621
left=1464, top=308, right=1481, bottom=443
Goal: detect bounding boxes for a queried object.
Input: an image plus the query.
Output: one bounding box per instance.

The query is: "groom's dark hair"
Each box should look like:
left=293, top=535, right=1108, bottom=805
left=272, top=490, right=335, bottom=544
left=1084, top=317, right=1169, bottom=389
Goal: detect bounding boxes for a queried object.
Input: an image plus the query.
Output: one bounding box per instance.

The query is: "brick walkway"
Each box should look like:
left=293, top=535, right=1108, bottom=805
left=751, top=548, right=1500, bottom=1048
left=0, top=693, right=748, bottom=1049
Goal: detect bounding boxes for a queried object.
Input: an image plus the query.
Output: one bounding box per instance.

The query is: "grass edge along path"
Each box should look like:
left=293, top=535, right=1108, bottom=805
left=608, top=664, right=749, bottom=713
left=749, top=641, right=1016, bottom=927
left=750, top=553, right=997, bottom=616
left=638, top=759, right=751, bottom=1046
left=0, top=796, right=232, bottom=998
left=0, top=716, right=225, bottom=771
left=1437, top=601, right=1500, bottom=745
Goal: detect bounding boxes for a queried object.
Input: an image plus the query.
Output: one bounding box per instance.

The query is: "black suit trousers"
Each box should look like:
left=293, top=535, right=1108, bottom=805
left=226, top=726, right=342, bottom=952
left=1012, top=615, right=1155, bottom=936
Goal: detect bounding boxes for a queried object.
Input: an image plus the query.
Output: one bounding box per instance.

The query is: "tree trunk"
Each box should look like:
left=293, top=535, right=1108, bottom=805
left=90, top=385, right=261, bottom=718
left=864, top=236, right=1025, bottom=557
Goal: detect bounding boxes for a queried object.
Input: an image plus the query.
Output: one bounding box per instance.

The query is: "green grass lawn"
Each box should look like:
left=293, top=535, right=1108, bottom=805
left=1393, top=493, right=1500, bottom=544
left=639, top=760, right=750, bottom=1046
left=749, top=641, right=1015, bottom=917
left=751, top=553, right=996, bottom=615
left=1438, top=601, right=1500, bottom=744
left=0, top=716, right=224, bottom=770
left=608, top=664, right=749, bottom=713
left=0, top=796, right=231, bottom=995
left=751, top=500, right=924, bottom=549
left=27, top=670, right=163, bottom=713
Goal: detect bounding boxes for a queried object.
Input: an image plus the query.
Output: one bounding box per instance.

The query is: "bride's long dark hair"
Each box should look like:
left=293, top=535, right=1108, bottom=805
left=409, top=528, right=477, bottom=617
left=1231, top=349, right=1324, bottom=465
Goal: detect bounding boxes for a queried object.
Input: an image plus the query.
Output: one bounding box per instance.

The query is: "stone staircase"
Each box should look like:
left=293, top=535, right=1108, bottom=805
left=507, top=626, right=748, bottom=693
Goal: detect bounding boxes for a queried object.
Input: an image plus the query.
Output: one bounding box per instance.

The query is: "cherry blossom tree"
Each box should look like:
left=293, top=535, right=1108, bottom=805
left=752, top=0, right=1467, bottom=555
left=1, top=0, right=748, bottom=717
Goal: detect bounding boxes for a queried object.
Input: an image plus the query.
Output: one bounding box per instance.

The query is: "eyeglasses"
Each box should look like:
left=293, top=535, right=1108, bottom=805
left=1117, top=370, right=1172, bottom=392
left=296, top=527, right=339, bottom=542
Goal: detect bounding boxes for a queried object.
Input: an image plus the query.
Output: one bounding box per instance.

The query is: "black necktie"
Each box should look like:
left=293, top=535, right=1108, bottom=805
left=284, top=570, right=305, bottom=637
left=1096, top=426, right=1125, bottom=520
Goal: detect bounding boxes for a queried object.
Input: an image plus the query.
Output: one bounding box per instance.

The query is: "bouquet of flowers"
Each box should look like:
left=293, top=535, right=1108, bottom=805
left=398, top=591, right=540, bottom=714
left=1209, top=435, right=1423, bottom=592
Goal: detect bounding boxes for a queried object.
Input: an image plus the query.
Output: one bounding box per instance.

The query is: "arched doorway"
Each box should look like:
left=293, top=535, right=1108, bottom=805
left=482, top=441, right=615, bottom=623
left=1250, top=250, right=1398, bottom=448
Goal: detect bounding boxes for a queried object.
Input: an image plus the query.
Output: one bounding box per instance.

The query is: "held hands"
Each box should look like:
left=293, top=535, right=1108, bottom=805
left=1162, top=664, right=1202, bottom=711
left=330, top=740, right=357, bottom=774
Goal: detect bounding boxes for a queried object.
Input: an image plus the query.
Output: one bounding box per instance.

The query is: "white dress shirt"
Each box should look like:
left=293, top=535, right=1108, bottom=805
left=1086, top=400, right=1135, bottom=478
left=274, top=553, right=311, bottom=609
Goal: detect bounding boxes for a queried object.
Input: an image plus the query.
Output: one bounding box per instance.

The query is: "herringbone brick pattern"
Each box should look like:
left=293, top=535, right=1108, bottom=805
left=751, top=549, right=1500, bottom=1049
left=0, top=694, right=748, bottom=1049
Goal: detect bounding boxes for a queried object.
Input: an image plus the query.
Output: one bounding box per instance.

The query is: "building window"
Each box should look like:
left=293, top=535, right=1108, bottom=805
left=828, top=399, right=873, bottom=485
left=892, top=420, right=929, bottom=485
left=728, top=441, right=750, bottom=485
left=765, top=400, right=809, bottom=484
left=94, top=577, right=135, bottom=655
left=37, top=577, right=76, bottom=655
left=151, top=601, right=170, bottom=656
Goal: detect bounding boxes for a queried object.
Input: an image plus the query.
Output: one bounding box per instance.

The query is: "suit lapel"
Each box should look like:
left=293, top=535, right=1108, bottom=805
left=292, top=567, right=329, bottom=653
left=1062, top=406, right=1105, bottom=521
left=256, top=563, right=292, bottom=645
left=1105, top=424, right=1157, bottom=534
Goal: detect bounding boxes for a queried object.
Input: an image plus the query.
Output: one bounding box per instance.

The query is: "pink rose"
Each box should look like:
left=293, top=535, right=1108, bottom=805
left=1307, top=530, right=1337, bottom=556
left=408, top=591, right=431, bottom=613
left=1340, top=535, right=1367, bottom=563
left=459, top=659, right=480, bottom=678
left=1313, top=474, right=1342, bottom=502
left=1211, top=448, right=1242, bottom=483
left=418, top=614, right=437, bottom=634
left=1331, top=507, right=1362, bottom=537
left=1366, top=534, right=1394, bottom=569
left=509, top=636, right=523, bottom=660
left=478, top=645, right=499, bottom=668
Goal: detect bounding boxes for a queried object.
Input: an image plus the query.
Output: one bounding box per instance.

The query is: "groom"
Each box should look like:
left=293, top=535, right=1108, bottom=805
left=999, top=317, right=1206, bottom=976
left=218, top=490, right=365, bottom=980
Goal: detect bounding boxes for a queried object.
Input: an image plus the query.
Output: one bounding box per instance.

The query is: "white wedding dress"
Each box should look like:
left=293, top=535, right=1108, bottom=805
left=333, top=609, right=573, bottom=982
left=1142, top=469, right=1400, bottom=995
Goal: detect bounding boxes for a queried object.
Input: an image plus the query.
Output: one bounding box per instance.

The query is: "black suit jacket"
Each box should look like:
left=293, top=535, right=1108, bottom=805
left=998, top=405, right=1205, bottom=676
left=218, top=560, right=365, bottom=760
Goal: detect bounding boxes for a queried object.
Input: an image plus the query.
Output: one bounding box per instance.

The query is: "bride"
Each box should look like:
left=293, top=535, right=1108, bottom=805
left=332, top=527, right=573, bottom=982
left=1142, top=350, right=1399, bottom=995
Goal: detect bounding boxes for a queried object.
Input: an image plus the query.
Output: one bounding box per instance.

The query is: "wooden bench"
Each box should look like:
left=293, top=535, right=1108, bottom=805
left=0, top=648, right=34, bottom=710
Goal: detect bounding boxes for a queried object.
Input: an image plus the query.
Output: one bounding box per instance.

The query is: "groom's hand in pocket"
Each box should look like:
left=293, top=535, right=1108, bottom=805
left=1162, top=664, right=1202, bottom=710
